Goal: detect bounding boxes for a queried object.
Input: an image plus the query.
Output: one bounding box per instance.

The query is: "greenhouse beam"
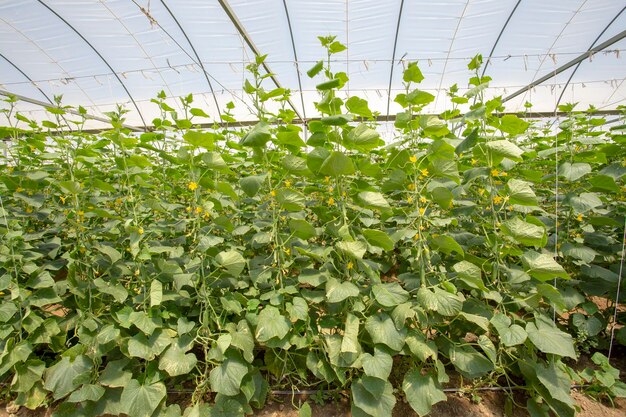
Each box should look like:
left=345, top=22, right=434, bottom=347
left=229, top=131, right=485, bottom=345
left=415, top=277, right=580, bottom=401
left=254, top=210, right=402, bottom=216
left=502, top=29, right=626, bottom=103
left=217, top=0, right=304, bottom=123
left=385, top=0, right=405, bottom=117
left=554, top=6, right=626, bottom=113
left=281, top=0, right=307, bottom=121
left=158, top=0, right=222, bottom=117
left=37, top=0, right=148, bottom=130
left=0, top=89, right=143, bottom=132
left=481, top=0, right=522, bottom=77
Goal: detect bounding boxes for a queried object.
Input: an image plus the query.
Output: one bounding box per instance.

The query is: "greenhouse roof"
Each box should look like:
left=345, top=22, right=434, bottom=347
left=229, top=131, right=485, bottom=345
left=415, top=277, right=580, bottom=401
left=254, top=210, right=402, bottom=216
left=0, top=0, right=624, bottom=129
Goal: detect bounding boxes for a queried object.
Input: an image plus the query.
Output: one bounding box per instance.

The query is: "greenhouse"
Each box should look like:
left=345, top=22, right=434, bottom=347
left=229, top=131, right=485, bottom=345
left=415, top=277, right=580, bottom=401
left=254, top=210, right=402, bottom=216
left=0, top=0, right=625, bottom=416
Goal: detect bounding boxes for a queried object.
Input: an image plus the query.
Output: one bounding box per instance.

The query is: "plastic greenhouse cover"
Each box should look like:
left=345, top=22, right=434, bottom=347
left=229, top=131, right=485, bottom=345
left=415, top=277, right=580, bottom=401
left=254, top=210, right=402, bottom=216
left=0, top=0, right=624, bottom=129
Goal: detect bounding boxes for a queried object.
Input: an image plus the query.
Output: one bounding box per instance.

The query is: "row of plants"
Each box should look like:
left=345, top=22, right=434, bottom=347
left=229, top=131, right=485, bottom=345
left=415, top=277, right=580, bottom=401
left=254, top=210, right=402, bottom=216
left=1, top=36, right=625, bottom=417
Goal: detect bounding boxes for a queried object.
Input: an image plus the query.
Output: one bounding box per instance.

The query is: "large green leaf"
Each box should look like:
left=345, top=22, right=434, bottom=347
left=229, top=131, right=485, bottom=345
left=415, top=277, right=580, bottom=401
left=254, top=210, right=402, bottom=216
left=526, top=318, right=576, bottom=359
left=346, top=97, right=373, bottom=118
left=558, top=162, right=591, bottom=181
left=501, top=217, right=546, bottom=247
left=362, top=229, right=395, bottom=251
left=159, top=343, right=197, bottom=377
left=402, top=371, right=446, bottom=416
left=209, top=353, right=249, bottom=396
left=351, top=376, right=396, bottom=417
left=183, top=130, right=218, bottom=149
left=449, top=345, right=494, bottom=378
left=240, top=122, right=271, bottom=147
left=506, top=178, right=538, bottom=206
left=365, top=313, right=406, bottom=351
left=276, top=188, right=305, bottom=211
left=357, top=191, right=390, bottom=210
left=44, top=355, right=92, bottom=400
left=121, top=379, right=166, bottom=417
left=240, top=174, right=266, bottom=197
left=372, top=283, right=409, bottom=307
left=215, top=250, right=246, bottom=276
left=483, top=140, right=524, bottom=162
left=255, top=306, right=291, bottom=342
left=496, top=114, right=529, bottom=135
left=521, top=251, right=570, bottom=281
left=326, top=278, right=360, bottom=303
left=360, top=346, right=393, bottom=380
left=336, top=240, right=367, bottom=259
left=319, top=151, right=355, bottom=176
left=344, top=124, right=381, bottom=151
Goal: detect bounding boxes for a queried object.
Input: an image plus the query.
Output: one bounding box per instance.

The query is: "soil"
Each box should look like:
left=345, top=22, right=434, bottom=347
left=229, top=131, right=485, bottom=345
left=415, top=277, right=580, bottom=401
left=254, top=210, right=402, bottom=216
left=2, top=391, right=625, bottom=417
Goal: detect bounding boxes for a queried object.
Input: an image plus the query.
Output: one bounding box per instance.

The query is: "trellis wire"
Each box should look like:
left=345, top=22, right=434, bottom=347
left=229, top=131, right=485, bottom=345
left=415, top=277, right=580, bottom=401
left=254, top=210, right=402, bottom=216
left=608, top=217, right=626, bottom=362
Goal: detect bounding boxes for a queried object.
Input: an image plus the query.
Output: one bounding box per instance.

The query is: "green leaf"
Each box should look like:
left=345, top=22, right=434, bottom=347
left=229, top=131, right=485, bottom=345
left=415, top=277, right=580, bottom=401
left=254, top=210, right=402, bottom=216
left=416, top=287, right=463, bottom=316
left=452, top=261, right=487, bottom=291
left=521, top=251, right=569, bottom=281
left=240, top=174, right=265, bottom=197
left=255, top=306, right=291, bottom=342
left=357, top=191, right=390, bottom=210
left=449, top=345, right=494, bottom=378
left=316, top=79, right=341, bottom=91
left=372, top=283, right=409, bottom=307
left=365, top=313, right=406, bottom=351
left=506, top=179, right=538, bottom=206
left=58, top=180, right=81, bottom=194
left=216, top=250, right=246, bottom=276
left=183, top=130, right=217, bottom=149
left=362, top=229, right=395, bottom=251
left=406, top=89, right=435, bottom=106
left=430, top=187, right=453, bottom=209
left=99, top=359, right=132, bottom=387
left=150, top=280, right=162, bottom=307
left=289, top=219, right=317, bottom=240
left=346, top=97, right=373, bottom=118
left=282, top=155, right=310, bottom=174
left=240, top=122, right=271, bottom=147
left=501, top=217, right=546, bottom=247
left=561, top=243, right=597, bottom=264
left=468, top=54, right=482, bottom=70
left=430, top=235, right=464, bottom=257
left=121, top=379, right=166, bottom=417
left=68, top=384, right=105, bottom=403
left=402, top=371, right=446, bottom=416
left=567, top=192, right=603, bottom=213
left=320, top=151, right=355, bottom=176
left=276, top=188, right=305, bottom=211
left=298, top=402, right=312, bottom=417
left=336, top=240, right=367, bottom=259
left=361, top=346, right=393, bottom=380
left=526, top=318, right=576, bottom=359
left=351, top=376, right=396, bottom=417
left=403, top=62, right=425, bottom=83
left=483, top=140, right=524, bottom=162
left=202, top=152, right=230, bottom=172
left=44, top=355, right=92, bottom=400
left=344, top=124, right=381, bottom=151
left=534, top=362, right=574, bottom=406
left=159, top=343, right=197, bottom=377
left=497, top=114, right=529, bottom=135
left=558, top=162, right=591, bottom=181
left=588, top=174, right=620, bottom=192
left=326, top=278, right=360, bottom=303
left=209, top=353, right=249, bottom=396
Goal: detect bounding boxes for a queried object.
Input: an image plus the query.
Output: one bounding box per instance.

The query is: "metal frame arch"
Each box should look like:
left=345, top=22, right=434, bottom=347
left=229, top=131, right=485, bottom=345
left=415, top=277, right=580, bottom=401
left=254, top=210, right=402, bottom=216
left=281, top=0, right=307, bottom=121
left=385, top=0, right=405, bottom=118
left=481, top=0, right=522, bottom=78
left=553, top=6, right=626, bottom=113
left=217, top=0, right=304, bottom=123
left=0, top=52, right=54, bottom=105
left=158, top=0, right=222, bottom=118
left=36, top=0, right=148, bottom=130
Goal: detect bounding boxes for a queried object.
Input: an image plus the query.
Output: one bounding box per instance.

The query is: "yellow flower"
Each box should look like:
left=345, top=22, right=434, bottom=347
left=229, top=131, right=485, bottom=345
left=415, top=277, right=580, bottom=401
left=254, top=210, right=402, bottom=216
left=347, top=261, right=353, bottom=270
left=342, top=191, right=347, bottom=197
left=419, top=196, right=427, bottom=203
left=576, top=213, right=583, bottom=222
left=419, top=207, right=426, bottom=216
left=115, top=198, right=123, bottom=205
left=188, top=181, right=198, bottom=191
left=59, top=196, right=66, bottom=204
left=204, top=211, right=210, bottom=219
left=329, top=186, right=334, bottom=193
left=270, top=190, right=276, bottom=197
left=79, top=247, right=86, bottom=254
left=25, top=207, right=33, bottom=213
left=478, top=188, right=485, bottom=196
left=284, top=248, right=291, bottom=256
left=138, top=227, right=144, bottom=235
left=77, top=210, right=84, bottom=216
left=134, top=269, right=140, bottom=277
left=16, top=187, right=24, bottom=193
left=328, top=197, right=335, bottom=206
left=407, top=183, right=415, bottom=191
left=501, top=171, right=508, bottom=177
left=493, top=196, right=503, bottom=204
left=325, top=176, right=330, bottom=183
left=413, top=233, right=420, bottom=240
left=507, top=205, right=513, bottom=211
left=491, top=169, right=499, bottom=177
left=186, top=206, right=192, bottom=213
left=471, top=158, right=478, bottom=165
left=195, top=207, right=203, bottom=214
left=407, top=196, right=413, bottom=204
left=409, top=155, right=417, bottom=163
left=285, top=180, right=292, bottom=187
left=420, top=168, right=429, bottom=176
